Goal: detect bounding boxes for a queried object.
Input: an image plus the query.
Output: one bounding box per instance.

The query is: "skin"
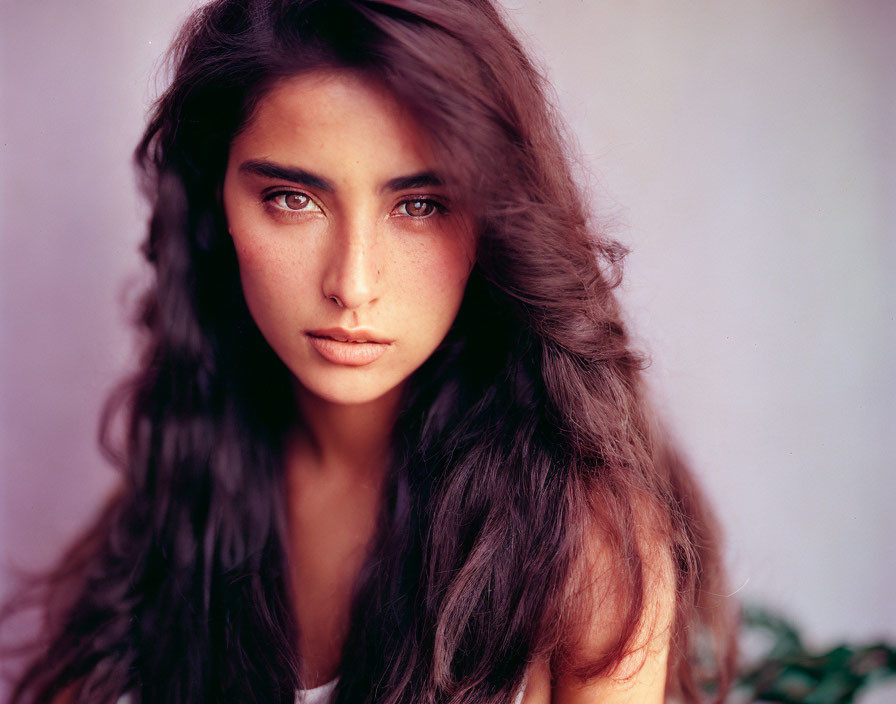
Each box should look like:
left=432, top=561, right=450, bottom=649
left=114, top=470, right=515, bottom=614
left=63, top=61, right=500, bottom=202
left=222, top=69, right=476, bottom=465
left=222, top=69, right=476, bottom=687
left=221, top=68, right=671, bottom=702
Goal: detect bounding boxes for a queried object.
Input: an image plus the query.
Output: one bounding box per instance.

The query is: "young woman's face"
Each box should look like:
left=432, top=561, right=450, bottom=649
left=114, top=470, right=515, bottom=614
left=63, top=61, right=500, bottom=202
left=222, top=70, right=476, bottom=406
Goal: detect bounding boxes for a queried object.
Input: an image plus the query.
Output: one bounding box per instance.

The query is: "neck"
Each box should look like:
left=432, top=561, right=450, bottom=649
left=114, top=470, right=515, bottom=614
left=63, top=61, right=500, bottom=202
left=289, top=382, right=405, bottom=478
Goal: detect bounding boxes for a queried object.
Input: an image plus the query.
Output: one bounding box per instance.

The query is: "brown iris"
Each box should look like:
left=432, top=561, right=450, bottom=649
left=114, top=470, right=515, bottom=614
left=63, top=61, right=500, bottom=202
left=405, top=199, right=435, bottom=217
left=285, top=193, right=309, bottom=210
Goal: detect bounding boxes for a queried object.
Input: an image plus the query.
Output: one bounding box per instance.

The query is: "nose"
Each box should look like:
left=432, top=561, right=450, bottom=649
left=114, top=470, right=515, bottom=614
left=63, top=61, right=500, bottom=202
left=321, top=216, right=381, bottom=310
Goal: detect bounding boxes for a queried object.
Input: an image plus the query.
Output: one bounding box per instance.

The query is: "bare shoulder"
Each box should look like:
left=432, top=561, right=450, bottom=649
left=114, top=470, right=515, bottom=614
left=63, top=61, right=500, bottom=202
left=551, top=496, right=677, bottom=704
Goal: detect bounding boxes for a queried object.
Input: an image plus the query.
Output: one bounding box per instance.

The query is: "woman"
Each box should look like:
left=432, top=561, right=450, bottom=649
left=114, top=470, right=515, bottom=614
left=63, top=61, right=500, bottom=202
left=1, top=0, right=737, bottom=702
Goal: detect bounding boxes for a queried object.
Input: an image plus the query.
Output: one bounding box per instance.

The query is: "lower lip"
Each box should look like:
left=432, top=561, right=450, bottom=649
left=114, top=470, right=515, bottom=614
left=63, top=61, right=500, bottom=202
left=307, top=334, right=389, bottom=366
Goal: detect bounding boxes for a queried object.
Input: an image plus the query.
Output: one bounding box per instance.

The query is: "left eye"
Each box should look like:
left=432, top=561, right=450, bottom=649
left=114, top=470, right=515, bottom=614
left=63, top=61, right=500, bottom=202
left=395, top=198, right=446, bottom=218
left=265, top=191, right=322, bottom=213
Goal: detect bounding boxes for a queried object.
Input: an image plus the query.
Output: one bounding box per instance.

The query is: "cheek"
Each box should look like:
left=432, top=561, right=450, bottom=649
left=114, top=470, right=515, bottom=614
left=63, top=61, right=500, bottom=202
left=430, top=231, right=475, bottom=294
left=231, top=235, right=315, bottom=323
left=398, top=238, right=473, bottom=324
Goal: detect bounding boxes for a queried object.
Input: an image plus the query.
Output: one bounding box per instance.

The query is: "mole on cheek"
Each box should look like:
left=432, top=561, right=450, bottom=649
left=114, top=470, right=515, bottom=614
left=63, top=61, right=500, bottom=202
left=238, top=233, right=281, bottom=259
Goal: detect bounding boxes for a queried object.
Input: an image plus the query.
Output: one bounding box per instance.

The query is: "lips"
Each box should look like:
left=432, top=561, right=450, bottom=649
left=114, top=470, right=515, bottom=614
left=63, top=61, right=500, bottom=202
left=307, top=327, right=391, bottom=344
left=306, top=327, right=391, bottom=366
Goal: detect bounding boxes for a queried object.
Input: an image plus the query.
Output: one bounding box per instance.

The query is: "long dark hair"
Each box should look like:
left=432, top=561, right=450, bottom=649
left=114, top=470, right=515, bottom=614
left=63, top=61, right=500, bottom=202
left=1, top=1, right=737, bottom=702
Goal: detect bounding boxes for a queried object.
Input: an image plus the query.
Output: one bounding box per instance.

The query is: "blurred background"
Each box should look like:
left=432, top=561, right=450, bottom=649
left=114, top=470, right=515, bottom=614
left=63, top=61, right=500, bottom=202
left=1, top=0, right=893, bottom=700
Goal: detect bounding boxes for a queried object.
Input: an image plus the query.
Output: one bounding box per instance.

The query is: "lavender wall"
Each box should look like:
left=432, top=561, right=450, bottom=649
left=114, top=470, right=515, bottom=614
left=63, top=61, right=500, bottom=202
left=2, top=0, right=893, bottom=692
left=505, top=1, right=896, bottom=649
left=505, top=0, right=896, bottom=645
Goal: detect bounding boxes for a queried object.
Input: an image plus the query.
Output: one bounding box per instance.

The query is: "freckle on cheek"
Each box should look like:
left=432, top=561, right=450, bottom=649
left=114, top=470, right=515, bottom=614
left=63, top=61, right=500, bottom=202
left=237, top=238, right=280, bottom=268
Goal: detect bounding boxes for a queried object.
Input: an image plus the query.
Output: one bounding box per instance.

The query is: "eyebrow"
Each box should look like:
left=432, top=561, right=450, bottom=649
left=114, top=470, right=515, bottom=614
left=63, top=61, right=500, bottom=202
left=238, top=159, right=445, bottom=193
left=382, top=171, right=444, bottom=193
left=239, top=159, right=335, bottom=191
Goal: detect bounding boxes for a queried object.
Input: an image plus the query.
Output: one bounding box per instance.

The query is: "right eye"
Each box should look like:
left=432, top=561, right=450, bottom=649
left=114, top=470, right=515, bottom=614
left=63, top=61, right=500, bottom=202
left=264, top=190, right=323, bottom=213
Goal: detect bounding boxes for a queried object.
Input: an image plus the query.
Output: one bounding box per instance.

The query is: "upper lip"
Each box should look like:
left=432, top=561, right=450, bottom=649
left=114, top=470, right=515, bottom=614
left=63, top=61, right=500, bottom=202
left=307, top=327, right=392, bottom=344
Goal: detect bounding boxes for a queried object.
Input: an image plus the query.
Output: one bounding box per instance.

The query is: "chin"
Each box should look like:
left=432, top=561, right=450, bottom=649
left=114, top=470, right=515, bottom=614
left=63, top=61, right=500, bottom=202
left=291, top=372, right=405, bottom=408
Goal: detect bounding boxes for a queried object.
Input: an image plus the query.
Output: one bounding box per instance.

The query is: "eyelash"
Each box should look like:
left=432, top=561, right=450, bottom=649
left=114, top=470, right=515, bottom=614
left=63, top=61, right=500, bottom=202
left=262, top=190, right=449, bottom=220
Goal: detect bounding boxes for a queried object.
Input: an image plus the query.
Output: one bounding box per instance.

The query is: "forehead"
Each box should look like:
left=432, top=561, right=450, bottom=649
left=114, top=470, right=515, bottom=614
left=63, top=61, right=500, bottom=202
left=232, top=69, right=437, bottom=179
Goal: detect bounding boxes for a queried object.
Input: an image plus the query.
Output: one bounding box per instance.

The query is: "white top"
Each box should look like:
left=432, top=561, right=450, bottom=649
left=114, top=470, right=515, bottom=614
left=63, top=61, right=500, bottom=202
left=295, top=676, right=527, bottom=704
left=294, top=677, right=340, bottom=704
